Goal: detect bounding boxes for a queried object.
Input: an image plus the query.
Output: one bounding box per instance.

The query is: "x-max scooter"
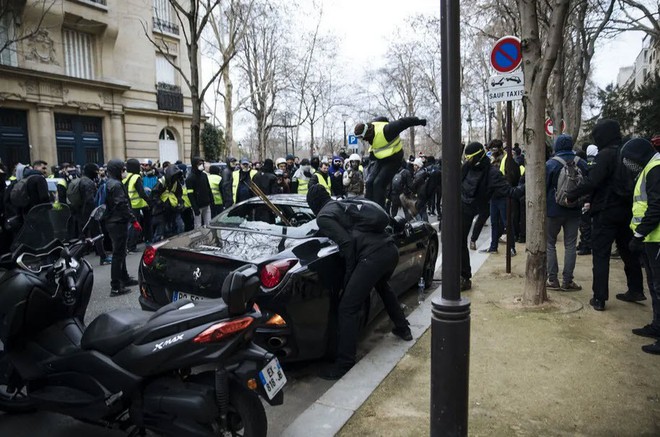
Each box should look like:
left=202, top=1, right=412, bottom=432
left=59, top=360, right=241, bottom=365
left=0, top=204, right=285, bottom=436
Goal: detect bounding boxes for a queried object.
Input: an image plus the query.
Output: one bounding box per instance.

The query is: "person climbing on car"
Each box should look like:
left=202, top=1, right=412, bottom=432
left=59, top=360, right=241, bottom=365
left=104, top=159, right=140, bottom=296
left=306, top=184, right=412, bottom=380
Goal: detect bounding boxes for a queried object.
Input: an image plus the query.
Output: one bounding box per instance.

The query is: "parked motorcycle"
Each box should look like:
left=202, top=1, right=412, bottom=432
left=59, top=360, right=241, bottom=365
left=0, top=204, right=285, bottom=436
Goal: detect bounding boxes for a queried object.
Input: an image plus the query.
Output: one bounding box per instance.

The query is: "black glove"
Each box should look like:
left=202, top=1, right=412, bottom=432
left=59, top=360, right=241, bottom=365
left=629, top=236, right=644, bottom=254
left=420, top=118, right=427, bottom=126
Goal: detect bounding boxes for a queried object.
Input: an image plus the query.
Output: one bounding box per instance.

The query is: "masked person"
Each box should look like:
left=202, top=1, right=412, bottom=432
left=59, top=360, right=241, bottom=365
left=152, top=164, right=185, bottom=239
left=207, top=165, right=224, bottom=217
left=291, top=159, right=315, bottom=194
left=329, top=156, right=345, bottom=196
left=354, top=116, right=426, bottom=208
left=343, top=153, right=364, bottom=197
left=621, top=138, right=660, bottom=354
left=186, top=157, right=214, bottom=228
left=460, top=142, right=522, bottom=291
left=104, top=159, right=140, bottom=296
left=307, top=184, right=412, bottom=380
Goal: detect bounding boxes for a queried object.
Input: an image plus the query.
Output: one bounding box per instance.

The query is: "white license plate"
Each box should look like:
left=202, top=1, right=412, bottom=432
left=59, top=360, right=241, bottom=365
left=172, top=291, right=205, bottom=302
left=258, top=358, right=287, bottom=400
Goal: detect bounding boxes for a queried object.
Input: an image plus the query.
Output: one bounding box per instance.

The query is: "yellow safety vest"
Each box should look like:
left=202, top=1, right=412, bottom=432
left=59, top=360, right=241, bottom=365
left=370, top=121, right=402, bottom=160
left=158, top=176, right=179, bottom=208
left=122, top=173, right=148, bottom=209
left=232, top=170, right=257, bottom=203
left=207, top=173, right=223, bottom=205
left=631, top=154, right=660, bottom=241
left=315, top=173, right=332, bottom=195
left=182, top=186, right=191, bottom=208
left=499, top=153, right=525, bottom=177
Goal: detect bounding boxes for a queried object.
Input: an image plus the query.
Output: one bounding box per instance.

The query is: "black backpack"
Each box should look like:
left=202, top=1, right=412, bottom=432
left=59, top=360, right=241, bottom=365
left=342, top=199, right=389, bottom=233
left=66, top=178, right=83, bottom=209
left=9, top=176, right=35, bottom=208
left=425, top=164, right=441, bottom=198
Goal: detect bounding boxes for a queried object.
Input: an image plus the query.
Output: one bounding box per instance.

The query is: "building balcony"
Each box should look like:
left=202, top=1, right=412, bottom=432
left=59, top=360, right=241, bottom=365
left=156, top=83, right=183, bottom=112
left=153, top=17, right=180, bottom=36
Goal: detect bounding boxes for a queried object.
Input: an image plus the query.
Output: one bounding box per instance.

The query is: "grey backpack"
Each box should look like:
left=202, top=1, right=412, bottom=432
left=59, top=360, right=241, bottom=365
left=552, top=156, right=583, bottom=208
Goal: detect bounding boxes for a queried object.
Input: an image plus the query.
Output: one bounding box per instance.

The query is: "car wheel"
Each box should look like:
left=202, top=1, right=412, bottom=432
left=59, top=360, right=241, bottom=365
left=422, top=239, right=438, bottom=289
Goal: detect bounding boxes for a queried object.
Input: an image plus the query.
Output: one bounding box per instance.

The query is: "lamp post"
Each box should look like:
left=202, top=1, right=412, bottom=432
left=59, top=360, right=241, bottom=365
left=342, top=113, right=348, bottom=149
left=466, top=112, right=473, bottom=143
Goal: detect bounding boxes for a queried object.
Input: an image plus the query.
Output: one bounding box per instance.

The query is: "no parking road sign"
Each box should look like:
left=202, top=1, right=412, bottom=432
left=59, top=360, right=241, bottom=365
left=490, top=36, right=522, bottom=74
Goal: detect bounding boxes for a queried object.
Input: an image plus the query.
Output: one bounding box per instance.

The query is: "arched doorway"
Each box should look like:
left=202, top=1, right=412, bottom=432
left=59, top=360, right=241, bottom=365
left=158, top=127, right=179, bottom=163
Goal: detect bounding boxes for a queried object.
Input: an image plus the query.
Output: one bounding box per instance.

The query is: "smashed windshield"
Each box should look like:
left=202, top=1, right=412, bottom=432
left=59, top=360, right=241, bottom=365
left=209, top=202, right=318, bottom=238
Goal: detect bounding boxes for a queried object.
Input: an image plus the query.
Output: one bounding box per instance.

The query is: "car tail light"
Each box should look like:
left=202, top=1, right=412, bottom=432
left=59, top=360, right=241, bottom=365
left=193, top=317, right=254, bottom=344
left=259, top=259, right=297, bottom=288
left=143, top=246, right=157, bottom=266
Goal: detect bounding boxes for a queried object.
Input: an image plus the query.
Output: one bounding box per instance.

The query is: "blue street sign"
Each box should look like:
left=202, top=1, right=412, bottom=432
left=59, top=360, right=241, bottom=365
left=490, top=36, right=522, bottom=74
left=348, top=135, right=358, bottom=145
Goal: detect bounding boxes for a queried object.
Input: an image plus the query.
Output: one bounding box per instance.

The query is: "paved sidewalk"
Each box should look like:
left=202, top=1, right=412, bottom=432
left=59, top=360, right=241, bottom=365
left=338, top=245, right=660, bottom=436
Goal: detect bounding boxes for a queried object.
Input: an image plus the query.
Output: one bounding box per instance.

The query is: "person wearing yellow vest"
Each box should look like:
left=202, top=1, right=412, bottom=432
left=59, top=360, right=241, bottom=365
left=232, top=158, right=258, bottom=204
left=310, top=162, right=332, bottom=195
left=622, top=137, right=660, bottom=354
left=207, top=165, right=223, bottom=217
left=124, top=158, right=153, bottom=248
left=291, top=158, right=314, bottom=195
left=152, top=164, right=185, bottom=239
left=353, top=116, right=426, bottom=208
left=185, top=157, right=214, bottom=229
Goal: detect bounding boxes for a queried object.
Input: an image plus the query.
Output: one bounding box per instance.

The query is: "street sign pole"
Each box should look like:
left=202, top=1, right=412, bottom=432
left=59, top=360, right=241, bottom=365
left=431, top=0, right=470, bottom=435
left=506, top=100, right=513, bottom=274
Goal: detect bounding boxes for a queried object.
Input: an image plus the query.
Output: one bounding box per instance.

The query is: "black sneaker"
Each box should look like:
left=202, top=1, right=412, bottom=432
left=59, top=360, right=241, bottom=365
left=122, top=277, right=139, bottom=287
left=577, top=249, right=591, bottom=256
left=589, top=298, right=605, bottom=311
left=641, top=341, right=660, bottom=355
left=392, top=326, right=413, bottom=341
left=110, top=287, right=132, bottom=297
left=478, top=248, right=498, bottom=254
left=616, top=291, right=647, bottom=302
left=460, top=277, right=472, bottom=291
left=632, top=324, right=660, bottom=340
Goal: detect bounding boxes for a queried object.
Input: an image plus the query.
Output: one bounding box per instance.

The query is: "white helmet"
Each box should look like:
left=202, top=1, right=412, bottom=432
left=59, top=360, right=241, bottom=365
left=276, top=157, right=286, bottom=166
left=349, top=153, right=361, bottom=162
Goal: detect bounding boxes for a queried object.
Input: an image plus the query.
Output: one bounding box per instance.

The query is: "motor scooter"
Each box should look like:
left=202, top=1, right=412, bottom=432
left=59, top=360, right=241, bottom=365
left=0, top=204, right=285, bottom=436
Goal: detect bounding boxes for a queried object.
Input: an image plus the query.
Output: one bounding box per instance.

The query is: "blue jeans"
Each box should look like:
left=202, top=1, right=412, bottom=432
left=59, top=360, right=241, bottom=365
left=547, top=215, right=579, bottom=284
left=489, top=197, right=514, bottom=251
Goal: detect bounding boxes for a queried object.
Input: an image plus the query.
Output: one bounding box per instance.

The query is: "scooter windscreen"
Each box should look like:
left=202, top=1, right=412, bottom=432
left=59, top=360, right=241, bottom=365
left=11, top=203, right=74, bottom=255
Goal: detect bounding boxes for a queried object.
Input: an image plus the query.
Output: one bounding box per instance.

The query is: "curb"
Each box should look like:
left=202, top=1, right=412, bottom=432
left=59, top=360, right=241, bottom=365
left=282, top=237, right=491, bottom=436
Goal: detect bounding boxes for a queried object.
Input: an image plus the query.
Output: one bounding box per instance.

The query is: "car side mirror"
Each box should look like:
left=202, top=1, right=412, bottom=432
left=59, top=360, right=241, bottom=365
left=221, top=264, right=260, bottom=315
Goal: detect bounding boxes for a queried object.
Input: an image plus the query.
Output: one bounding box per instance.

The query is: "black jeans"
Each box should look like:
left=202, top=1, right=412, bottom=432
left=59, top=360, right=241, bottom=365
left=461, top=209, right=478, bottom=279
left=591, top=206, right=643, bottom=301
left=642, top=244, right=660, bottom=328
left=470, top=209, right=489, bottom=243
left=578, top=211, right=592, bottom=251
left=106, top=221, right=129, bottom=289
left=365, top=151, right=403, bottom=208
left=336, top=243, right=408, bottom=368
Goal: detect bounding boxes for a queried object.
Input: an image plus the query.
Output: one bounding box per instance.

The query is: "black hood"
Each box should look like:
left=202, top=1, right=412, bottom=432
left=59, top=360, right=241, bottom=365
left=592, top=119, right=622, bottom=150
left=621, top=138, right=656, bottom=167
left=306, top=184, right=331, bottom=216
left=164, top=164, right=182, bottom=185
left=83, top=163, right=99, bottom=179
left=192, top=156, right=203, bottom=173
left=107, top=159, right=124, bottom=180
left=23, top=169, right=43, bottom=178
left=126, top=158, right=141, bottom=174
left=262, top=159, right=274, bottom=173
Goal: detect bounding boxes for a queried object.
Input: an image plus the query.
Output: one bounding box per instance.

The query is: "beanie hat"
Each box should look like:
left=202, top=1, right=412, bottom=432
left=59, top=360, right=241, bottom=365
left=464, top=142, right=484, bottom=156
left=306, top=184, right=331, bottom=216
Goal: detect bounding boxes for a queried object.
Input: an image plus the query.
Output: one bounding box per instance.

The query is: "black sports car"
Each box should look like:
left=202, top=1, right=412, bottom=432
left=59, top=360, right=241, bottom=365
left=138, top=194, right=438, bottom=362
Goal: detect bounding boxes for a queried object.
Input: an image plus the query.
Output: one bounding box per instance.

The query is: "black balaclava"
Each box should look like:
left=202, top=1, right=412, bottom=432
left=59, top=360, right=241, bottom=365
left=126, top=158, right=140, bottom=175
left=464, top=142, right=487, bottom=168
left=262, top=159, right=274, bottom=173
left=592, top=119, right=622, bottom=150
left=83, top=163, right=99, bottom=180
left=621, top=138, right=656, bottom=177
left=210, top=165, right=221, bottom=175
left=306, top=183, right=331, bottom=216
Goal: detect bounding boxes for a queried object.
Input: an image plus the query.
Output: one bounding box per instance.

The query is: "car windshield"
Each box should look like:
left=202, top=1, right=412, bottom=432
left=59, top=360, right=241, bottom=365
left=209, top=201, right=318, bottom=238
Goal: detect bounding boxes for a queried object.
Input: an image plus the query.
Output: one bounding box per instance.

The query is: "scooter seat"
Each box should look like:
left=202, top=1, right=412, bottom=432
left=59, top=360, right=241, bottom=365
left=81, top=309, right=151, bottom=356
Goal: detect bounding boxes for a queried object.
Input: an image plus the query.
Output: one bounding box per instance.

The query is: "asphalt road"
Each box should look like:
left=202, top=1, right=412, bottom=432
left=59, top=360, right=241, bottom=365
left=0, top=219, right=449, bottom=437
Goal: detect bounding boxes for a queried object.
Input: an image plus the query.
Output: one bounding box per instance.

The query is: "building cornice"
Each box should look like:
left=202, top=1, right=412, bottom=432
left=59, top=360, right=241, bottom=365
left=0, top=65, right=131, bottom=92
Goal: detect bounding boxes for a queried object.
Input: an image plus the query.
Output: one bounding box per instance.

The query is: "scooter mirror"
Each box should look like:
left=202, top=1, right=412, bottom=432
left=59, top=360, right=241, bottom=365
left=81, top=205, right=107, bottom=234
left=221, top=264, right=259, bottom=316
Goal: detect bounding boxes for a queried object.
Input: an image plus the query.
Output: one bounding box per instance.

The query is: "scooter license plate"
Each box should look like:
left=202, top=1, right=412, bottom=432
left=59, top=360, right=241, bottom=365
left=258, top=358, right=287, bottom=400
left=172, top=291, right=205, bottom=302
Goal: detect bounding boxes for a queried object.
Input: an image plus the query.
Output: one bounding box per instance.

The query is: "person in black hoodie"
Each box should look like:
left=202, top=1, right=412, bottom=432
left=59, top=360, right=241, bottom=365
left=388, top=161, right=413, bottom=219
left=186, top=156, right=213, bottom=228
left=460, top=142, right=521, bottom=291
left=80, top=163, right=111, bottom=265
left=567, top=119, right=644, bottom=311
left=105, top=159, right=140, bottom=296
left=253, top=158, right=278, bottom=195
left=307, top=184, right=412, bottom=380
left=221, top=157, right=236, bottom=209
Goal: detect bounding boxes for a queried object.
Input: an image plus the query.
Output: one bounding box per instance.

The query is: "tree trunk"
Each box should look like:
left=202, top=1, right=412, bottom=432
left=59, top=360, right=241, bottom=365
left=223, top=66, right=234, bottom=157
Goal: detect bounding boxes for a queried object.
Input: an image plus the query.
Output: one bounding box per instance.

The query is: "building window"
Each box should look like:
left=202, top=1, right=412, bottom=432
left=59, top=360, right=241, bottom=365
left=64, top=29, right=95, bottom=79
left=156, top=53, right=176, bottom=85
left=0, top=13, right=18, bottom=66
left=153, top=0, right=180, bottom=35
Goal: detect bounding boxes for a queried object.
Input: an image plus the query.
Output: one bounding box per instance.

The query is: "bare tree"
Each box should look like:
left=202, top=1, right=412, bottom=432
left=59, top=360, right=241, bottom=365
left=519, top=0, right=571, bottom=305
left=144, top=0, right=238, bottom=161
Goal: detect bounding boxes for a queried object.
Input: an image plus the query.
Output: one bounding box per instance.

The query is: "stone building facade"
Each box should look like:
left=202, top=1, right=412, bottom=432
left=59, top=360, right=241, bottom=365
left=0, top=0, right=193, bottom=172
